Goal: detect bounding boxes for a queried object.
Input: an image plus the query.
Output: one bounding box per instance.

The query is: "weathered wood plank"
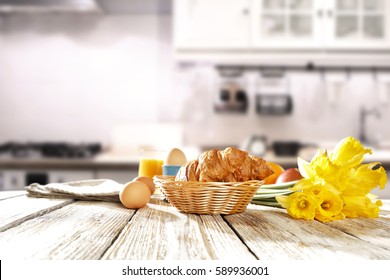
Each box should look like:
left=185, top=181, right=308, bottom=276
left=102, top=196, right=256, bottom=260
left=326, top=217, right=390, bottom=251
left=0, top=201, right=135, bottom=260
left=0, top=195, right=74, bottom=232
left=225, top=204, right=390, bottom=260
left=325, top=201, right=390, bottom=249
left=0, top=191, right=26, bottom=201
left=380, top=200, right=390, bottom=217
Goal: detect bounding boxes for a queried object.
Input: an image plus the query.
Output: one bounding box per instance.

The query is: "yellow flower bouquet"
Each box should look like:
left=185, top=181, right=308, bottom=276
left=276, top=136, right=387, bottom=222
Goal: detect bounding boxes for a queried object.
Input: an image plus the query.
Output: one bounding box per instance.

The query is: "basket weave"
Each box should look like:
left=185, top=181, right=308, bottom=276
left=154, top=176, right=263, bottom=215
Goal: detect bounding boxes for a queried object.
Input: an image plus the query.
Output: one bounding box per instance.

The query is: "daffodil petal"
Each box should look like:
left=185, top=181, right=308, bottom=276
left=316, top=188, right=344, bottom=219
left=310, top=150, right=340, bottom=185
left=280, top=192, right=317, bottom=220
left=297, top=157, right=313, bottom=179
left=341, top=163, right=387, bottom=196
left=275, top=195, right=290, bottom=209
left=329, top=136, right=372, bottom=168
left=290, top=178, right=314, bottom=191
left=315, top=212, right=345, bottom=223
left=342, top=195, right=381, bottom=218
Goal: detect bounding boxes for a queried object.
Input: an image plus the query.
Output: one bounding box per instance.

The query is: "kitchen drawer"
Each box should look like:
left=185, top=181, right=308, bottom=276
left=0, top=170, right=26, bottom=190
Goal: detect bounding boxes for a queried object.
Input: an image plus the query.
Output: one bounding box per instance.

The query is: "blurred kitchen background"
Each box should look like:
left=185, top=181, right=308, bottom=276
left=1, top=0, right=390, bottom=198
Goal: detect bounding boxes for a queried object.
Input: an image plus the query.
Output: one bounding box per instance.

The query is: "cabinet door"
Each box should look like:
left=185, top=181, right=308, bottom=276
left=49, top=171, right=94, bottom=184
left=1, top=170, right=26, bottom=190
left=325, top=0, right=390, bottom=49
left=174, top=0, right=251, bottom=49
left=251, top=0, right=323, bottom=49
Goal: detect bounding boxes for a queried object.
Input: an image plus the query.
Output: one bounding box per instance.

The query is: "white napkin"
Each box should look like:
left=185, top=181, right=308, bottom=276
left=25, top=179, right=123, bottom=202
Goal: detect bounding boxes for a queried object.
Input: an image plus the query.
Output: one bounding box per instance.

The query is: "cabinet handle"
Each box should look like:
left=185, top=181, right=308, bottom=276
left=243, top=8, right=249, bottom=16
left=317, top=10, right=323, bottom=17
left=327, top=10, right=334, bottom=17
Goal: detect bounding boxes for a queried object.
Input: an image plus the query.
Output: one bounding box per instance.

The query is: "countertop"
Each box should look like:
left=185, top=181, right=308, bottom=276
left=1, top=147, right=390, bottom=170
left=1, top=191, right=390, bottom=260
left=0, top=154, right=140, bottom=170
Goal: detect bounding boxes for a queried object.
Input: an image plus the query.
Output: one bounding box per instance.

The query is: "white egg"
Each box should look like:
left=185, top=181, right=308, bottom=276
left=165, top=148, right=187, bottom=165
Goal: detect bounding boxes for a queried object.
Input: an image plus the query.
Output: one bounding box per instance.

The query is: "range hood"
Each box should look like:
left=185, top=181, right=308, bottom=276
left=0, top=0, right=101, bottom=13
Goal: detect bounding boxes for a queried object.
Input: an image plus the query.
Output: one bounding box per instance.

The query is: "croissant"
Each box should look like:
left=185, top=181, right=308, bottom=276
left=175, top=147, right=274, bottom=182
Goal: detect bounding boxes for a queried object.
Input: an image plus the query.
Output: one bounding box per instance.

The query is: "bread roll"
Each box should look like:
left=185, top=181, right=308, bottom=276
left=175, top=147, right=273, bottom=182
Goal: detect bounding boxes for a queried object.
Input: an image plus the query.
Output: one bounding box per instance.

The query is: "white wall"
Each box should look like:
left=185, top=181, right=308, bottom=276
left=0, top=14, right=166, bottom=145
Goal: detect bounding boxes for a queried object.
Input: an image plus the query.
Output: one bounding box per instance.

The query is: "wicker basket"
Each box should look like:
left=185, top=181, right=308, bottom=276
left=154, top=176, right=263, bottom=215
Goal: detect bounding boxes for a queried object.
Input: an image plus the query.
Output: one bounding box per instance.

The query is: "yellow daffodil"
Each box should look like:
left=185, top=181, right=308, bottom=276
left=314, top=188, right=344, bottom=222
left=298, top=151, right=343, bottom=190
left=291, top=179, right=326, bottom=200
left=329, top=136, right=372, bottom=168
left=342, top=195, right=382, bottom=218
left=341, top=162, right=387, bottom=196
left=278, top=136, right=387, bottom=222
left=276, top=192, right=317, bottom=220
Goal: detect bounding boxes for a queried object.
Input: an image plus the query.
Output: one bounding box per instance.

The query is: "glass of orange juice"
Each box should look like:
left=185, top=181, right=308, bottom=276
left=138, top=149, right=165, bottom=179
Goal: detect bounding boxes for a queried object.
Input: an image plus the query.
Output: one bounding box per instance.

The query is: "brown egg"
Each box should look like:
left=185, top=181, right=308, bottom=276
left=133, top=176, right=156, bottom=194
left=119, top=181, right=151, bottom=209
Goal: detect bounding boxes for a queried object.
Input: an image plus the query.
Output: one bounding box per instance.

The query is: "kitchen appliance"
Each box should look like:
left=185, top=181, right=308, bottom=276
left=0, top=142, right=102, bottom=159
left=256, top=70, right=292, bottom=115
left=272, top=141, right=317, bottom=157
left=0, top=142, right=102, bottom=190
left=243, top=135, right=267, bottom=156
left=214, top=68, right=248, bottom=113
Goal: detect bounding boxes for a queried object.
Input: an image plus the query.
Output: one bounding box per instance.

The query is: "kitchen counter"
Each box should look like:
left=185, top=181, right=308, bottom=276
left=1, top=191, right=390, bottom=260
left=2, top=148, right=390, bottom=170
left=0, top=154, right=139, bottom=170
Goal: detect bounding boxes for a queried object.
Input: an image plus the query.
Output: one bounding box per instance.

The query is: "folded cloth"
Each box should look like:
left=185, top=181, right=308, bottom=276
left=25, top=179, right=123, bottom=202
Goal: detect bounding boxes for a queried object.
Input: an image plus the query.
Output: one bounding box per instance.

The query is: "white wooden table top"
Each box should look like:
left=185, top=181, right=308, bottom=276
left=0, top=191, right=389, bottom=260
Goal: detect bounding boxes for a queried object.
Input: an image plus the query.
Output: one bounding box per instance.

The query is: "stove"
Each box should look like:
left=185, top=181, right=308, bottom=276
left=0, top=142, right=103, bottom=191
left=0, top=142, right=102, bottom=159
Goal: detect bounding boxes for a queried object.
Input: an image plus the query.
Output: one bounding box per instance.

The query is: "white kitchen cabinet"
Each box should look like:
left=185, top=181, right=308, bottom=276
left=252, top=0, right=390, bottom=49
left=251, top=0, right=323, bottom=48
left=174, top=0, right=390, bottom=50
left=49, top=170, right=94, bottom=184
left=325, top=0, right=390, bottom=49
left=174, top=0, right=251, bottom=49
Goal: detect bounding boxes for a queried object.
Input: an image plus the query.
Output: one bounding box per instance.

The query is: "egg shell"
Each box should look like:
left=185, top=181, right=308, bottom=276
left=165, top=148, right=187, bottom=165
left=133, top=176, right=156, bottom=194
left=119, top=181, right=151, bottom=209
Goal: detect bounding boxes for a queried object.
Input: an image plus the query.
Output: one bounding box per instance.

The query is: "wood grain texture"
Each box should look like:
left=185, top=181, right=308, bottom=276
left=0, top=201, right=135, bottom=260
left=0, top=195, right=73, bottom=232
left=102, top=196, right=257, bottom=260
left=380, top=200, right=390, bottom=217
left=0, top=191, right=27, bottom=201
left=1, top=191, right=389, bottom=261
left=326, top=217, right=390, bottom=251
left=225, top=204, right=390, bottom=260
